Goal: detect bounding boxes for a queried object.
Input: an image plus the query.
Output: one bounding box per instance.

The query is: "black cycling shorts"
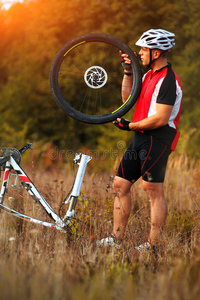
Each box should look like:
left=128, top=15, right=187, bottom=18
left=117, top=132, right=171, bottom=183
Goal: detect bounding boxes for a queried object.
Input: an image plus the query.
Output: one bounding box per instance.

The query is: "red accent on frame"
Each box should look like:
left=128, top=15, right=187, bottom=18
left=4, top=170, right=9, bottom=181
left=19, top=175, right=31, bottom=183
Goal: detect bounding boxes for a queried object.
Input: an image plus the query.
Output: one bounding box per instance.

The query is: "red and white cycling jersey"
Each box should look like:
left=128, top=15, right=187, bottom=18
left=132, top=63, right=182, bottom=148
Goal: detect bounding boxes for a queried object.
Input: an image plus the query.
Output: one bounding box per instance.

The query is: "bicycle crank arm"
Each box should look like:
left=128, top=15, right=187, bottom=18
left=19, top=142, right=33, bottom=154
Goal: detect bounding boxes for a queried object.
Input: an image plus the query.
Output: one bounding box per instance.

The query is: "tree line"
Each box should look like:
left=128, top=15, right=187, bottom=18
left=0, top=0, right=199, bottom=165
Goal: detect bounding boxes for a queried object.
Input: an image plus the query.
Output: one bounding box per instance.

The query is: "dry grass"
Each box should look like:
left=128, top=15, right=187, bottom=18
left=0, top=155, right=200, bottom=300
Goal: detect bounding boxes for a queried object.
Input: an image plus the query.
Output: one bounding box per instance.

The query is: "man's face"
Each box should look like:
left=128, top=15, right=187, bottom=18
left=138, top=47, right=150, bottom=66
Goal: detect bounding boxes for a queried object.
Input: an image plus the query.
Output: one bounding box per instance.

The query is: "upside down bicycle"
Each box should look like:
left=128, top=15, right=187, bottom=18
left=0, top=143, right=91, bottom=234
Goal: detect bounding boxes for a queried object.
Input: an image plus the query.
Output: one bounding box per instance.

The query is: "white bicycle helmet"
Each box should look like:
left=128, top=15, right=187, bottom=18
left=135, top=29, right=175, bottom=51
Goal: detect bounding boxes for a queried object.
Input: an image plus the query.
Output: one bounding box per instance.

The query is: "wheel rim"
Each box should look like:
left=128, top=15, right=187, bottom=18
left=50, top=34, right=142, bottom=124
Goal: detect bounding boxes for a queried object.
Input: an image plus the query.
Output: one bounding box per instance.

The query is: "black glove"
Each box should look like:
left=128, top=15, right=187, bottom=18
left=121, top=58, right=132, bottom=71
left=114, top=118, right=131, bottom=131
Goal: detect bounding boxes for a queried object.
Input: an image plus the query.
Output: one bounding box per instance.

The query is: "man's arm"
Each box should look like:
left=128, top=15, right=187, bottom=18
left=120, top=52, right=133, bottom=103
left=121, top=73, right=133, bottom=103
left=129, top=103, right=173, bottom=131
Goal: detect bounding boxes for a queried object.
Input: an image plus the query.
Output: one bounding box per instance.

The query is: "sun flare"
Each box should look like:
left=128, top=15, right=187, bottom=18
left=1, top=0, right=24, bottom=10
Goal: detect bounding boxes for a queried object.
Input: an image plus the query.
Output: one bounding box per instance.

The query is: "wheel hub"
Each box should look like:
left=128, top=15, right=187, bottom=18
left=84, top=66, right=107, bottom=89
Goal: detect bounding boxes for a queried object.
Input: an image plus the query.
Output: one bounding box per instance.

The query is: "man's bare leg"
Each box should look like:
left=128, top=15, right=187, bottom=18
left=142, top=181, right=168, bottom=245
left=112, top=176, right=132, bottom=240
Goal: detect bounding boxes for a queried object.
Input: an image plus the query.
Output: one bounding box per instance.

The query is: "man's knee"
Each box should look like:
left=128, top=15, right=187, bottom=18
left=142, top=180, right=155, bottom=193
left=142, top=181, right=164, bottom=199
left=113, top=176, right=132, bottom=195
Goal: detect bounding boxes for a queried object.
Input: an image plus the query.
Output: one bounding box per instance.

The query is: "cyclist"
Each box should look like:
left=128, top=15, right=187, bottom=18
left=99, top=29, right=182, bottom=250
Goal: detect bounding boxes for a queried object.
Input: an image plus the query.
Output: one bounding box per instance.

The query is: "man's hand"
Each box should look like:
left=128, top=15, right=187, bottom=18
left=113, top=118, right=131, bottom=131
left=120, top=51, right=132, bottom=71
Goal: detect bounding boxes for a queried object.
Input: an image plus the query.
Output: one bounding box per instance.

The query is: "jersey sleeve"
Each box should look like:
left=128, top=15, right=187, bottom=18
left=156, top=67, right=176, bottom=105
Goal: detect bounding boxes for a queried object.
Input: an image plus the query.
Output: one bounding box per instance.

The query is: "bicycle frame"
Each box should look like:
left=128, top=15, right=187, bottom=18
left=0, top=144, right=92, bottom=233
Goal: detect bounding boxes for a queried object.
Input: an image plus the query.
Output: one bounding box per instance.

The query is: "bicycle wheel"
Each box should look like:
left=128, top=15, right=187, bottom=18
left=49, top=33, right=142, bottom=124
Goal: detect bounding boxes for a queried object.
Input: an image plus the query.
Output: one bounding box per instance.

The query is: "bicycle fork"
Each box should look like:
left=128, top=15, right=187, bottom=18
left=63, top=153, right=92, bottom=226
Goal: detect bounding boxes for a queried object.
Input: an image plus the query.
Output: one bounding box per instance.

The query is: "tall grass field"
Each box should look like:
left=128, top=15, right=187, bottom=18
left=0, top=154, right=199, bottom=300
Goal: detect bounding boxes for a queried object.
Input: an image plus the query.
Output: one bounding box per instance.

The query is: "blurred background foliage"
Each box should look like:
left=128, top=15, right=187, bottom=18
left=0, top=0, right=199, bottom=168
